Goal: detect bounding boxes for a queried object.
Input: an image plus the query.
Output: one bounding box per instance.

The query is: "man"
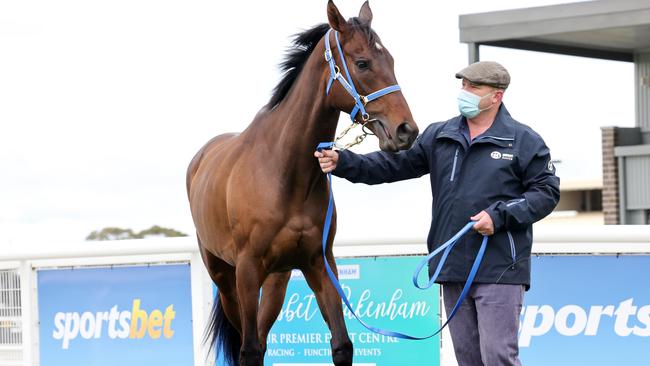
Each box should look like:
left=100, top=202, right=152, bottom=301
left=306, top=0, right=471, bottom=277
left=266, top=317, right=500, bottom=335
left=314, top=61, right=560, bottom=365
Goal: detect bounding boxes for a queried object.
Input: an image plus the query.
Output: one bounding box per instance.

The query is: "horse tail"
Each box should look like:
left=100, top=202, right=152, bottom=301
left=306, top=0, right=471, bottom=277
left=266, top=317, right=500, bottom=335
left=206, top=292, right=241, bottom=366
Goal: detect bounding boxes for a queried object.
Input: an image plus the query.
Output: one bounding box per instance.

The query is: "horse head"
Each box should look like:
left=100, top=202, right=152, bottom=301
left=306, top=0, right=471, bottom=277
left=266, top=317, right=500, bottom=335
left=325, top=0, right=419, bottom=152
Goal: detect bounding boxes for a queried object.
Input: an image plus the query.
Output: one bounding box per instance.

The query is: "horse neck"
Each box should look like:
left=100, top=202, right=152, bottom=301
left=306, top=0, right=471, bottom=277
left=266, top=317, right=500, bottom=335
left=263, top=40, right=340, bottom=175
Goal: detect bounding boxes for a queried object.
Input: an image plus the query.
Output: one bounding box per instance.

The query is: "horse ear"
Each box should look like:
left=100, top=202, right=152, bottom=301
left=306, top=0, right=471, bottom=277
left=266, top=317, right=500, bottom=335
left=327, top=0, right=348, bottom=33
left=358, top=1, right=373, bottom=26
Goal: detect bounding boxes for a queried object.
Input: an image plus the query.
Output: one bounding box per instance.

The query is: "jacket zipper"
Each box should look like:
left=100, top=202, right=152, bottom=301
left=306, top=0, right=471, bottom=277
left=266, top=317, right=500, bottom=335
left=449, top=147, right=459, bottom=182
left=475, top=135, right=514, bottom=143
left=507, top=230, right=517, bottom=269
left=479, top=135, right=515, bottom=141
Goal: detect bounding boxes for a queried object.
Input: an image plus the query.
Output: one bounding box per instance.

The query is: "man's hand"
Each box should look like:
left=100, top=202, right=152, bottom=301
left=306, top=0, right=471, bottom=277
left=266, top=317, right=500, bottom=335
left=471, top=210, right=495, bottom=236
left=314, top=149, right=339, bottom=173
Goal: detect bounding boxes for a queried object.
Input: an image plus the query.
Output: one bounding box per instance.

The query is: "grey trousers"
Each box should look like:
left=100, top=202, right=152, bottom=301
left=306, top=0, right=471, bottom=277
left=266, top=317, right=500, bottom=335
left=442, top=283, right=524, bottom=366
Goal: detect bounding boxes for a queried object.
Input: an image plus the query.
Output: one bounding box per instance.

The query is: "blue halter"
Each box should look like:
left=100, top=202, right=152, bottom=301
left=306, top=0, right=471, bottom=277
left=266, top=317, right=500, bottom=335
left=324, top=29, right=401, bottom=123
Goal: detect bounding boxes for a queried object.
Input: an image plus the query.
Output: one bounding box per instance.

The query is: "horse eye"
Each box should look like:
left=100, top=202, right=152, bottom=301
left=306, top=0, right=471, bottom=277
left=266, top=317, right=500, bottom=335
left=356, top=60, right=369, bottom=70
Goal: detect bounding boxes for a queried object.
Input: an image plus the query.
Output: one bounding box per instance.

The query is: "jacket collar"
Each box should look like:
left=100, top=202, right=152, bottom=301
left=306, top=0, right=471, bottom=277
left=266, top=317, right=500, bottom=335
left=438, top=104, right=516, bottom=145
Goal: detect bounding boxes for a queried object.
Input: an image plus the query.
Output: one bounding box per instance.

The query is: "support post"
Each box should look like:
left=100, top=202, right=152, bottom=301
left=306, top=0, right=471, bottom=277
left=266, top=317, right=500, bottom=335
left=468, top=43, right=480, bottom=64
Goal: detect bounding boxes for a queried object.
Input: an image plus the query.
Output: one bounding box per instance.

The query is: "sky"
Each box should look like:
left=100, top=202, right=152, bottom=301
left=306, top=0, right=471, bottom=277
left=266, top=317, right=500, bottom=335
left=0, top=0, right=635, bottom=247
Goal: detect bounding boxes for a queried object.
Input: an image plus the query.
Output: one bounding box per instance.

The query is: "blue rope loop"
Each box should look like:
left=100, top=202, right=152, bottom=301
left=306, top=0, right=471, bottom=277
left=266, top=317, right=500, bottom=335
left=316, top=142, right=335, bottom=152
left=316, top=146, right=488, bottom=340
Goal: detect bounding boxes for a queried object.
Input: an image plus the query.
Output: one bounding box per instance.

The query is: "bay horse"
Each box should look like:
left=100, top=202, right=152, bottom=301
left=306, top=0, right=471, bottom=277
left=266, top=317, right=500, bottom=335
left=186, top=1, right=418, bottom=365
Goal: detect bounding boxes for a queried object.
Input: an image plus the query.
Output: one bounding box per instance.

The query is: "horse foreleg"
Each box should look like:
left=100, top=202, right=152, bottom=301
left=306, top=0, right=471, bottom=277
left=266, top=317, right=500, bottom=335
left=303, top=254, right=353, bottom=366
left=257, top=271, right=291, bottom=357
left=235, top=257, right=265, bottom=366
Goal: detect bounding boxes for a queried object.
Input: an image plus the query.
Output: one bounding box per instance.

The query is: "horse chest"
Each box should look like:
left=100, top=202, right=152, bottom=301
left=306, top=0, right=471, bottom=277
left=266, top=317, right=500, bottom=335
left=264, top=216, right=324, bottom=268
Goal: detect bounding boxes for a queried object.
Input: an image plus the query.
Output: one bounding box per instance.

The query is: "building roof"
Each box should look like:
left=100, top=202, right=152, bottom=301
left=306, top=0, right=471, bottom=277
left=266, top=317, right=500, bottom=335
left=459, top=0, right=650, bottom=62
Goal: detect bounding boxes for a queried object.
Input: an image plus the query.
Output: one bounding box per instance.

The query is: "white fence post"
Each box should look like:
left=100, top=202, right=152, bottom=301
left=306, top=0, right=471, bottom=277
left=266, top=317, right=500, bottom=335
left=18, top=261, right=35, bottom=366
left=190, top=251, right=214, bottom=366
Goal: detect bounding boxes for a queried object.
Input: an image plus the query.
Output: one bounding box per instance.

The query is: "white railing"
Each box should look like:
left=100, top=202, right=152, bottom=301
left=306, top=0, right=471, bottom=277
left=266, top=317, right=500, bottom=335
left=2, top=224, right=649, bottom=264
left=0, top=224, right=649, bottom=366
left=0, top=242, right=213, bottom=366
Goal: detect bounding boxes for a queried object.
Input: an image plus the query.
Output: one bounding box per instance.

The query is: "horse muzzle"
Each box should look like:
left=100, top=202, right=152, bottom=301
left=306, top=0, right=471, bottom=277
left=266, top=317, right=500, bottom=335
left=367, top=119, right=418, bottom=152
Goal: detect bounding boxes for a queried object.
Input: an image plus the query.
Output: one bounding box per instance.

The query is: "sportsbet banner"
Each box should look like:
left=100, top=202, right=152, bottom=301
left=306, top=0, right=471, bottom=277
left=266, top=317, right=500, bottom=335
left=37, top=264, right=194, bottom=365
left=261, top=256, right=441, bottom=366
left=520, top=255, right=650, bottom=365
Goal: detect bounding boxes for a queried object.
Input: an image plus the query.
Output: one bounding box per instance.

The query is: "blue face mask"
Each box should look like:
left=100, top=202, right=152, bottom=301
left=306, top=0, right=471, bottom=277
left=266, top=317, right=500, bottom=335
left=457, top=89, right=495, bottom=118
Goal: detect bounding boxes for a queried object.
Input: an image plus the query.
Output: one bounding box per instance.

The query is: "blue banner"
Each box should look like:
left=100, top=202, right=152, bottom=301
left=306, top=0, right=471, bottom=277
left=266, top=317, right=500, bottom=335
left=262, top=256, right=440, bottom=366
left=38, top=264, right=194, bottom=365
left=520, top=255, right=650, bottom=365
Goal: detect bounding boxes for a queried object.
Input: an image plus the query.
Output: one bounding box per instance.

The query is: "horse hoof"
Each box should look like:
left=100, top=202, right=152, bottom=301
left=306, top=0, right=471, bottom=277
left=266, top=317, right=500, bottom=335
left=332, top=341, right=353, bottom=366
left=239, top=349, right=263, bottom=366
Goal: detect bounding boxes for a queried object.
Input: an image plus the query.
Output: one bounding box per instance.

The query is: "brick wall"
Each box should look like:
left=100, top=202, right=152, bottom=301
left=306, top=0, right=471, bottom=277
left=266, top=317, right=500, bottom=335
left=601, top=127, right=619, bottom=224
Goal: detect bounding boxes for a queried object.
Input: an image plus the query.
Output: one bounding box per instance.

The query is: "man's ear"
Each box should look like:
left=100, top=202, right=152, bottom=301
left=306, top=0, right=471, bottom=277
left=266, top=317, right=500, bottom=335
left=495, top=89, right=505, bottom=103
left=327, top=0, right=348, bottom=33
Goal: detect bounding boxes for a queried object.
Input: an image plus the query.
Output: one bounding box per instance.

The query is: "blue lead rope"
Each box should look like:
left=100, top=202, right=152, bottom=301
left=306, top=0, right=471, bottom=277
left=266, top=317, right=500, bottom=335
left=317, top=142, right=488, bottom=340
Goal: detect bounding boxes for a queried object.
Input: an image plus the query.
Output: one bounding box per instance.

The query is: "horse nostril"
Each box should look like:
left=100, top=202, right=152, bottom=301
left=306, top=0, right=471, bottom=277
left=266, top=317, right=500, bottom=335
left=396, top=122, right=416, bottom=146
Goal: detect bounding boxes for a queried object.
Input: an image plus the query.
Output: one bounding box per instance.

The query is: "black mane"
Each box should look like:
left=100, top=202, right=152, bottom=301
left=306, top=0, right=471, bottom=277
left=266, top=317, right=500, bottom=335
left=268, top=20, right=378, bottom=109
left=268, top=23, right=330, bottom=109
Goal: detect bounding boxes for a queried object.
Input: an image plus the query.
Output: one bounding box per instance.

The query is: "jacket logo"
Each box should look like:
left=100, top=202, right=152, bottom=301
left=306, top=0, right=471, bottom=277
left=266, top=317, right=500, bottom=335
left=491, top=151, right=514, bottom=161
left=548, top=160, right=554, bottom=171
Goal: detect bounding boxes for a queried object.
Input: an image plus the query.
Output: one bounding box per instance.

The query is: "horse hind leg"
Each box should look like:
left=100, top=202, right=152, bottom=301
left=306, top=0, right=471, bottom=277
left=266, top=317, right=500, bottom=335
left=199, top=245, right=242, bottom=366
left=207, top=292, right=241, bottom=366
left=257, top=271, right=291, bottom=356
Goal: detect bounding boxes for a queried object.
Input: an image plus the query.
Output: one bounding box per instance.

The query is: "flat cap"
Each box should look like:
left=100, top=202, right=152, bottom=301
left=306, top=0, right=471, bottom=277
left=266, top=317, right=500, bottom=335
left=455, top=61, right=510, bottom=89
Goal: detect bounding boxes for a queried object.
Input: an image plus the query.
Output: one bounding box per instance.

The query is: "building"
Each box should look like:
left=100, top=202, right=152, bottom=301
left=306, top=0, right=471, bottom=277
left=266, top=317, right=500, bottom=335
left=459, top=0, right=650, bottom=224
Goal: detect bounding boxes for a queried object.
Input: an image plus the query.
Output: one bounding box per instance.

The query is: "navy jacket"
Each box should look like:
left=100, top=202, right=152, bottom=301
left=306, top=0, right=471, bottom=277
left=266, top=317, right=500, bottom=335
left=334, top=105, right=560, bottom=289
